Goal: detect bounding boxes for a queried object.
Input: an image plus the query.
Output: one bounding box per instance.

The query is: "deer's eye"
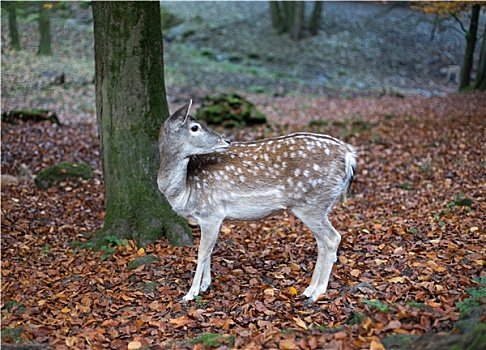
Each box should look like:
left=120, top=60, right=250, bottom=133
left=190, top=125, right=199, bottom=132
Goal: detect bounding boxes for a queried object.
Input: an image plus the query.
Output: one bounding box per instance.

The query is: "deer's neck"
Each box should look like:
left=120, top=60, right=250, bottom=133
left=157, top=151, right=191, bottom=210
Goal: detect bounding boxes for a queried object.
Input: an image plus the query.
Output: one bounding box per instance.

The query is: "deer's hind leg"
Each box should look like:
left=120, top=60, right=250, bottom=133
left=292, top=209, right=341, bottom=302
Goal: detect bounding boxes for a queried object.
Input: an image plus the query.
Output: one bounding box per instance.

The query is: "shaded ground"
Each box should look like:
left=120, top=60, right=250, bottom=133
left=1, top=1, right=474, bottom=125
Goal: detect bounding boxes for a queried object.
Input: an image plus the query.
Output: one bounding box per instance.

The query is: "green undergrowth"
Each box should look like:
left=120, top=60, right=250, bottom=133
left=184, top=332, right=235, bottom=348
left=71, top=234, right=128, bottom=260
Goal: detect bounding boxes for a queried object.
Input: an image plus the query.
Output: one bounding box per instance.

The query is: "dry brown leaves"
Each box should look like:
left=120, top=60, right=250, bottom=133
left=1, top=92, right=485, bottom=349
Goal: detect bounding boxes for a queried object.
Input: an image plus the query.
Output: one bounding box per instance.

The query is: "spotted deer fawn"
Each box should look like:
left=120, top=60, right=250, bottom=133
left=157, top=101, right=357, bottom=303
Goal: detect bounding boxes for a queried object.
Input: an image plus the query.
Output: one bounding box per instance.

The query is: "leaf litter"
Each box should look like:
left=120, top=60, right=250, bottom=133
left=2, top=3, right=486, bottom=348
left=2, top=90, right=485, bottom=349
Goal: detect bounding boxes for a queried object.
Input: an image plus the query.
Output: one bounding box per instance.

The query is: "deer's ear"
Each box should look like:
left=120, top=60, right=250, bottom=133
left=170, top=100, right=192, bottom=124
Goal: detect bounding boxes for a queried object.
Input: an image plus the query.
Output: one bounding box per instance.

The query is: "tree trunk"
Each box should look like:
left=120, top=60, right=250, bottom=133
left=309, top=1, right=323, bottom=36
left=8, top=2, right=21, bottom=51
left=290, top=1, right=305, bottom=40
left=281, top=1, right=294, bottom=34
left=92, top=1, right=193, bottom=247
left=459, top=4, right=480, bottom=90
left=269, top=1, right=282, bottom=31
left=471, top=22, right=486, bottom=91
left=37, top=2, right=52, bottom=56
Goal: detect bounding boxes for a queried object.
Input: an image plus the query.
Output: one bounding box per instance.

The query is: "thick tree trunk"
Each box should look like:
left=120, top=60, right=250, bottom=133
left=459, top=4, right=480, bottom=90
left=309, top=1, right=323, bottom=36
left=92, top=1, right=193, bottom=247
left=8, top=2, right=21, bottom=51
left=37, top=2, right=52, bottom=56
left=471, top=22, right=486, bottom=91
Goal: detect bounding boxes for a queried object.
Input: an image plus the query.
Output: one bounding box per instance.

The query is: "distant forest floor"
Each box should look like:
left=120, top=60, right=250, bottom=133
left=1, top=1, right=476, bottom=124
left=1, top=2, right=486, bottom=350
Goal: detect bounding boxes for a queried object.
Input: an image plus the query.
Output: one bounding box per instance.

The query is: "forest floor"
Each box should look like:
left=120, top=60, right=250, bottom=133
left=2, top=2, right=486, bottom=350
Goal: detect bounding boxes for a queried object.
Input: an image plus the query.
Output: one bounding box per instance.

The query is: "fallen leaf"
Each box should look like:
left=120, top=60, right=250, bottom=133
left=127, top=341, right=142, bottom=350
left=170, top=316, right=195, bottom=328
left=293, top=316, right=307, bottom=329
left=370, top=340, right=385, bottom=350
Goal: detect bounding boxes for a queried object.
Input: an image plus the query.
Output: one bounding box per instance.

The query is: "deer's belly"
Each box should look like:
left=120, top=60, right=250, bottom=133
left=222, top=188, right=287, bottom=221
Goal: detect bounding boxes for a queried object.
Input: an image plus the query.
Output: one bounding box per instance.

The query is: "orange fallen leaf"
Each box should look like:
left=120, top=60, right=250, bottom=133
left=334, top=331, right=347, bottom=340
left=370, top=340, right=385, bottom=350
left=170, top=316, right=195, bottom=328
left=280, top=339, right=297, bottom=349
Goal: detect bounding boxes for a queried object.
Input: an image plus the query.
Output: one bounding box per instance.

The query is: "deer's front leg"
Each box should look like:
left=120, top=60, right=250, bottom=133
left=181, top=219, right=222, bottom=302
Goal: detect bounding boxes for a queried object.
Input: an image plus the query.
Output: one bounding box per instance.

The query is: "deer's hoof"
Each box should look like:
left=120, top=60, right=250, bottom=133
left=180, top=294, right=194, bottom=303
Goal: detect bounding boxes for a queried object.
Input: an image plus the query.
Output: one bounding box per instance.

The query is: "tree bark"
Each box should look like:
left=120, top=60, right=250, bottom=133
left=309, top=1, right=323, bottom=36
left=37, top=2, right=52, bottom=56
left=269, top=1, right=282, bottom=31
left=281, top=1, right=294, bottom=34
left=92, top=1, right=193, bottom=247
left=459, top=4, right=480, bottom=90
left=471, top=22, right=486, bottom=91
left=8, top=1, right=21, bottom=51
left=290, top=1, right=305, bottom=40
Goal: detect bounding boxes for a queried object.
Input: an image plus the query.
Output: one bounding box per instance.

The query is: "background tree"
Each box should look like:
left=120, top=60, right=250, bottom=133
left=471, top=21, right=486, bottom=91
left=6, top=1, right=21, bottom=51
left=37, top=1, right=53, bottom=55
left=92, top=1, right=192, bottom=247
left=269, top=1, right=323, bottom=40
left=413, top=1, right=484, bottom=91
left=309, top=1, right=323, bottom=36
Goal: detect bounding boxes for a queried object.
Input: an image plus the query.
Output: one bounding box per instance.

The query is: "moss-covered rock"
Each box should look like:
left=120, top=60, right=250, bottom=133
left=3, top=300, right=25, bottom=315
left=1, top=109, right=62, bottom=125
left=0, top=327, right=25, bottom=344
left=160, top=7, right=183, bottom=30
left=34, top=161, right=92, bottom=190
left=196, top=93, right=267, bottom=128
left=127, top=254, right=160, bottom=270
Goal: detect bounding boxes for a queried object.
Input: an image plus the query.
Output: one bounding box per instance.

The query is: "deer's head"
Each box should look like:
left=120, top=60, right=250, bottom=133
left=160, top=100, right=231, bottom=159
